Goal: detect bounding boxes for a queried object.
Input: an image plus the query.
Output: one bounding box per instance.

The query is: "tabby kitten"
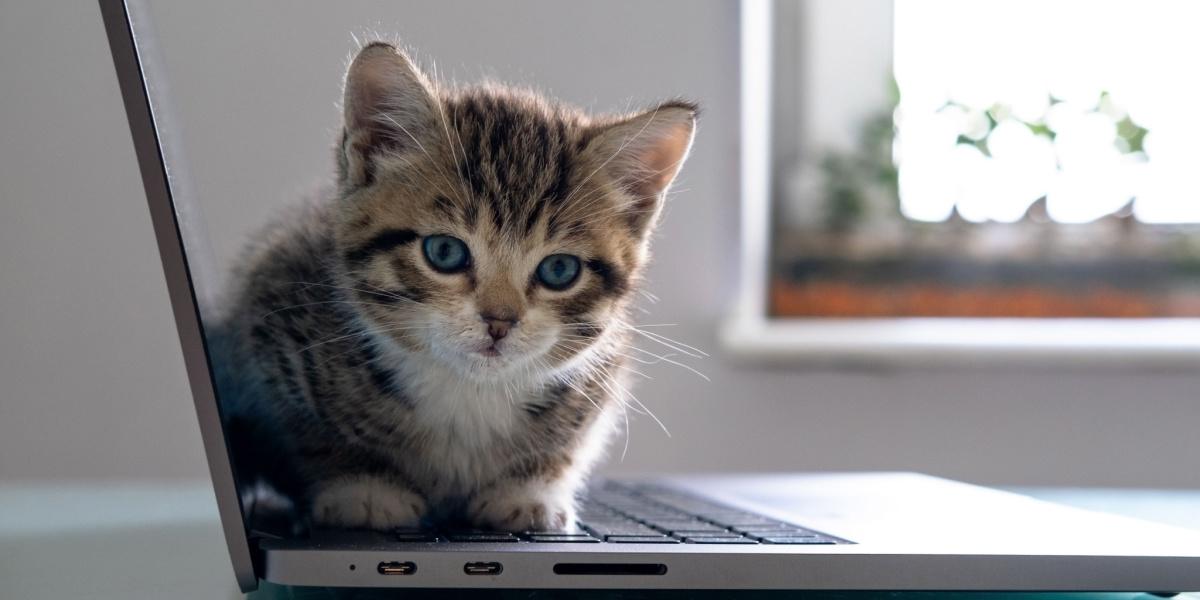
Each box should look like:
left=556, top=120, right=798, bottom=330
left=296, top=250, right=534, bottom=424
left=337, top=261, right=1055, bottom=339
left=215, top=42, right=695, bottom=532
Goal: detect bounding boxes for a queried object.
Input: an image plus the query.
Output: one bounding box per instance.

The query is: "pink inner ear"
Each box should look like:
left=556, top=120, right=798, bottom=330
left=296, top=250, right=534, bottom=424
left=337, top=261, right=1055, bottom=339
left=637, top=124, right=694, bottom=197
left=344, top=45, right=409, bottom=131
left=621, top=121, right=694, bottom=203
left=346, top=69, right=388, bottom=132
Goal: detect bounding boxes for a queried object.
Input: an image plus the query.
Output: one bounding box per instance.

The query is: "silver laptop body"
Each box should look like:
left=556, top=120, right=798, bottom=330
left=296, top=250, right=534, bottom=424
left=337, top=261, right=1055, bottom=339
left=99, top=0, right=1200, bottom=593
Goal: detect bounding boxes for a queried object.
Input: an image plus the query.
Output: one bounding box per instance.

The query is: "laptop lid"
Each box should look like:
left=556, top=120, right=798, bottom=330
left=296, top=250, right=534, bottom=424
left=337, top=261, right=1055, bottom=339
left=98, top=0, right=258, bottom=591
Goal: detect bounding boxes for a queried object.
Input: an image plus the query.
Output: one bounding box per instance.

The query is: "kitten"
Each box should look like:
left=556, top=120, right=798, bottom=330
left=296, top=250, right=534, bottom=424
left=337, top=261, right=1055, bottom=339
left=213, top=42, right=695, bottom=532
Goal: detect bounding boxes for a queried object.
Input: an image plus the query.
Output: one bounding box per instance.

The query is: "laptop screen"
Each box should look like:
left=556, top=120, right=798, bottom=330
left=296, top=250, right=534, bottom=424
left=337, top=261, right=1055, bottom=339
left=120, top=0, right=709, bottom=540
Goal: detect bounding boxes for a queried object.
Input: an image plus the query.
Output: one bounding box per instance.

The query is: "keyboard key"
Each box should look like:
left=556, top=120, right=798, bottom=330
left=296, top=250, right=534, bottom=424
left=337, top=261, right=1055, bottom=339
left=694, top=514, right=743, bottom=523
left=732, top=523, right=808, bottom=532
left=742, top=529, right=817, bottom=538
left=716, top=518, right=792, bottom=528
left=528, top=534, right=601, bottom=543
left=653, top=522, right=730, bottom=535
left=447, top=533, right=519, bottom=542
left=581, top=520, right=647, bottom=528
left=635, top=512, right=690, bottom=521
left=760, top=536, right=837, bottom=545
left=676, top=530, right=745, bottom=538
left=394, top=532, right=439, bottom=542
left=647, top=518, right=717, bottom=527
left=684, top=536, right=758, bottom=544
left=578, top=513, right=619, bottom=522
left=584, top=524, right=661, bottom=536
left=604, top=535, right=680, bottom=543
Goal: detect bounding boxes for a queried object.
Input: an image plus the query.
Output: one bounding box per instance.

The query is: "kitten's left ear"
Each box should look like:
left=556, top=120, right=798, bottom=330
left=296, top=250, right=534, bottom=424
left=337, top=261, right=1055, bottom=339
left=584, top=102, right=697, bottom=237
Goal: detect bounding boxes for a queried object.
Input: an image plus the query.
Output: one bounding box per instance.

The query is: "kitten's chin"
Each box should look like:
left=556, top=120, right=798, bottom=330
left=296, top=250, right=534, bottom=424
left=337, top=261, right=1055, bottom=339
left=422, top=335, right=584, bottom=384
left=444, top=348, right=532, bottom=382
left=449, top=346, right=578, bottom=385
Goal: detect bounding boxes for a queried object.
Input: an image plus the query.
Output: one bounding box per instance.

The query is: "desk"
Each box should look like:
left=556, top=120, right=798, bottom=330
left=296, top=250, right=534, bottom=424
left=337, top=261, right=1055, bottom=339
left=1, top=483, right=1197, bottom=600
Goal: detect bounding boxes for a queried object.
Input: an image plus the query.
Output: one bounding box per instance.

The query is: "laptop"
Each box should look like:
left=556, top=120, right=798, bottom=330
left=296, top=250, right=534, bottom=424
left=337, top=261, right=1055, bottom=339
left=98, top=0, right=1200, bottom=593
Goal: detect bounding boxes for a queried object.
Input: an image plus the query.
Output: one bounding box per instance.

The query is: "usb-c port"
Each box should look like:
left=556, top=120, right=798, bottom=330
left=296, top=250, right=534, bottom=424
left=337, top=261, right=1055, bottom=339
left=377, top=561, right=416, bottom=575
left=464, top=561, right=503, bottom=575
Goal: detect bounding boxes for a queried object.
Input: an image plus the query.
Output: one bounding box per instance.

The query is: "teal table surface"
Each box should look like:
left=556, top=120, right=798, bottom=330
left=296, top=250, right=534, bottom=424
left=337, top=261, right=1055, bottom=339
left=1, top=482, right=1198, bottom=600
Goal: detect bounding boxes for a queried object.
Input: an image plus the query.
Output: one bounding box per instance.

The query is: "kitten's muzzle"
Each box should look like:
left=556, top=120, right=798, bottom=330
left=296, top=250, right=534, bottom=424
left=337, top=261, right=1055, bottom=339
left=481, top=313, right=517, bottom=341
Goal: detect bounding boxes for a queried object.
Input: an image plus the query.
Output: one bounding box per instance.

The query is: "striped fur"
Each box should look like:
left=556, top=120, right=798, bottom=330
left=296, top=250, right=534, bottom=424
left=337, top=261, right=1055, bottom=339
left=215, top=42, right=696, bottom=532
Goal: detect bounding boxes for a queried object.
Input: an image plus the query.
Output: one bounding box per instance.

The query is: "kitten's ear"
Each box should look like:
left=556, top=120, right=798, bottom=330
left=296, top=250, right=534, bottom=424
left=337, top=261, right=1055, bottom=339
left=583, top=102, right=697, bottom=236
left=339, top=42, right=440, bottom=187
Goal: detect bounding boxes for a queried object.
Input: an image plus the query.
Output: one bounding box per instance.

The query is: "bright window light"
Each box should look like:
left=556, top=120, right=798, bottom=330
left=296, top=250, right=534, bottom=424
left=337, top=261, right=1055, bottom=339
left=894, top=0, right=1200, bottom=224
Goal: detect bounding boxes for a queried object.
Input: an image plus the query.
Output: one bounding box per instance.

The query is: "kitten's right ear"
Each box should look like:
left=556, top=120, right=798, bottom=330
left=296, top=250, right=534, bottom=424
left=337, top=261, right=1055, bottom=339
left=339, top=42, right=440, bottom=187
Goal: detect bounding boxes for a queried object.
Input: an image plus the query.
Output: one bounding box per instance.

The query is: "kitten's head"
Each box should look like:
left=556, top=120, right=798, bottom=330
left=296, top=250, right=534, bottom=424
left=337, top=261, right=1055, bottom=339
left=332, top=43, right=695, bottom=382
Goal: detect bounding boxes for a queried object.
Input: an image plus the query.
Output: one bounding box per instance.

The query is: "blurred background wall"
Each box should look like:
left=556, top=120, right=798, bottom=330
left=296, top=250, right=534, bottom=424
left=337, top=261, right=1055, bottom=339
left=2, top=0, right=1198, bottom=487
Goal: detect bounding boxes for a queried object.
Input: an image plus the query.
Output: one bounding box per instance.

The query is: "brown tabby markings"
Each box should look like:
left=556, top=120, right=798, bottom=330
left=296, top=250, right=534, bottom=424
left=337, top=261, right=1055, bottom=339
left=217, top=42, right=696, bottom=531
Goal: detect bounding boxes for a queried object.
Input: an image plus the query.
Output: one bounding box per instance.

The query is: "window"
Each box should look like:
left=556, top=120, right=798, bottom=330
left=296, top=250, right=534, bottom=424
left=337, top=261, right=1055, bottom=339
left=769, top=0, right=1200, bottom=319
left=728, top=0, right=1200, bottom=362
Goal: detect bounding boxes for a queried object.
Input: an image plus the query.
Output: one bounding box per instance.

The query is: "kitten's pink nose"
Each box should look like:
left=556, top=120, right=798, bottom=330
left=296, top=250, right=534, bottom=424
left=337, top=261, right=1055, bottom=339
left=481, top=313, right=516, bottom=341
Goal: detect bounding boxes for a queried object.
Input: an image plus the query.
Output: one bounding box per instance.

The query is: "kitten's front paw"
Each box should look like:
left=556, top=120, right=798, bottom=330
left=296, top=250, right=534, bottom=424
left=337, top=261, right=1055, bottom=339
left=310, top=476, right=427, bottom=530
left=468, top=481, right=577, bottom=532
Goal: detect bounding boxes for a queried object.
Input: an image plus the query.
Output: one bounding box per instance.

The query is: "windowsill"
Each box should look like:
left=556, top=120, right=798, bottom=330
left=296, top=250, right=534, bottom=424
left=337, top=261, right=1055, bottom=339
left=720, top=316, right=1200, bottom=369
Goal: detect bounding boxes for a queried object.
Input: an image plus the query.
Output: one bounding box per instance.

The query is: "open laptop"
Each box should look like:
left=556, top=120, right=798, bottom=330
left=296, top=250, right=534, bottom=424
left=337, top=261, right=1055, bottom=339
left=99, top=0, right=1200, bottom=593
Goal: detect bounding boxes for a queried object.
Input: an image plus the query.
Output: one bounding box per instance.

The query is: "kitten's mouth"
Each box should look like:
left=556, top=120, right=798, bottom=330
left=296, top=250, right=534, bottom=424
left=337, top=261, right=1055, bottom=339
left=477, top=344, right=502, bottom=358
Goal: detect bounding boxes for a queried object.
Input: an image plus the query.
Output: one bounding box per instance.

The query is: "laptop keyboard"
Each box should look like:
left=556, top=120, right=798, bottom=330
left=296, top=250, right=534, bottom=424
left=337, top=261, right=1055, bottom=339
left=393, top=482, right=849, bottom=545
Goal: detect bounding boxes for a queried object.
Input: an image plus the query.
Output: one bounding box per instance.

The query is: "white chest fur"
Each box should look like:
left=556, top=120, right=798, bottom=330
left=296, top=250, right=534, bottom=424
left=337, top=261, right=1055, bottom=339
left=388, top=352, right=536, bottom=499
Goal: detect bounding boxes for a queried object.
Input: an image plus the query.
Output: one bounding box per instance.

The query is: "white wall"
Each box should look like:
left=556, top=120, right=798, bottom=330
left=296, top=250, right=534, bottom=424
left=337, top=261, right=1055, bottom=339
left=1, top=0, right=1197, bottom=487
left=801, top=0, right=894, bottom=152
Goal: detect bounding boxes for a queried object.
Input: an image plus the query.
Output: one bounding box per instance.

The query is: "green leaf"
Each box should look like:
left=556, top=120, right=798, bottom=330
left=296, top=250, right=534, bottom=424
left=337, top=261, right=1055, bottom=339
left=1025, top=121, right=1056, bottom=140
left=956, top=134, right=991, bottom=157
left=1115, top=116, right=1148, bottom=153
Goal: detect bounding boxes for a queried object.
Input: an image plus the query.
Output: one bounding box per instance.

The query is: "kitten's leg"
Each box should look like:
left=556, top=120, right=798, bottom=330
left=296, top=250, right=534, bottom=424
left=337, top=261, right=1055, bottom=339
left=467, top=475, right=580, bottom=532
left=309, top=474, right=427, bottom=530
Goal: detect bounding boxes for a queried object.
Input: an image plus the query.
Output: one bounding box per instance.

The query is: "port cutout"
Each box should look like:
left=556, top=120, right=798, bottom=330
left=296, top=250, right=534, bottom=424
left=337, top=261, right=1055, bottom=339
left=464, top=561, right=503, bottom=575
left=553, top=563, right=667, bottom=576
left=377, top=561, right=416, bottom=575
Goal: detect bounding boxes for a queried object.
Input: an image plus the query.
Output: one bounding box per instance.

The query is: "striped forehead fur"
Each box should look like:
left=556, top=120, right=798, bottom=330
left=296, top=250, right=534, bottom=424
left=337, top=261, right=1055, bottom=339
left=348, top=87, right=694, bottom=239
left=432, top=85, right=589, bottom=239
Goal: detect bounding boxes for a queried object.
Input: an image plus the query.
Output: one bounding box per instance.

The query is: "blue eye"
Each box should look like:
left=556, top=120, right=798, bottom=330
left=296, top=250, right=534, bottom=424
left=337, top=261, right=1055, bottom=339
left=536, top=254, right=581, bottom=290
left=422, top=235, right=470, bottom=273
